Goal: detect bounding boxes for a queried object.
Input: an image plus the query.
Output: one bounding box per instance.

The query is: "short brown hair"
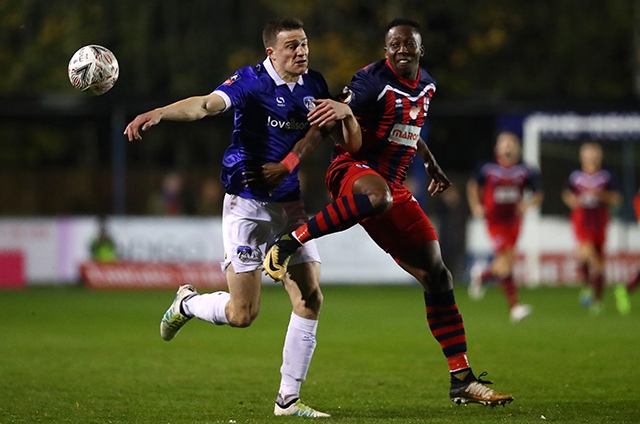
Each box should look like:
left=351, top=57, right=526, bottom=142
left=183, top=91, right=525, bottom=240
left=263, top=17, right=304, bottom=49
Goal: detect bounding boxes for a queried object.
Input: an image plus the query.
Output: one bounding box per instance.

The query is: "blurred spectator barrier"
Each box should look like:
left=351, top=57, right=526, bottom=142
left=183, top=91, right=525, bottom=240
left=0, top=216, right=409, bottom=287
left=80, top=261, right=227, bottom=289
left=0, top=250, right=25, bottom=288
left=2, top=215, right=638, bottom=287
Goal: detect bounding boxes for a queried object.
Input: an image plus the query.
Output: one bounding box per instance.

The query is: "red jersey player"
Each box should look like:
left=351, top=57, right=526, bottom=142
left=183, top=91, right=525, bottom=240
left=261, top=19, right=513, bottom=407
left=466, top=131, right=543, bottom=322
left=614, top=187, right=640, bottom=315
left=561, top=142, right=622, bottom=314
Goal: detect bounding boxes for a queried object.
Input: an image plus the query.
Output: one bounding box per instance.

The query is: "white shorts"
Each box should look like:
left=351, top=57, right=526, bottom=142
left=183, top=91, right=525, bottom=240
left=221, top=194, right=321, bottom=273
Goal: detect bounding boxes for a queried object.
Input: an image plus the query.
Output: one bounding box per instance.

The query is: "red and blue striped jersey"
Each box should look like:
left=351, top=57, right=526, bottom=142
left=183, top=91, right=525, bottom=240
left=567, top=169, right=616, bottom=230
left=337, top=59, right=436, bottom=185
left=471, top=161, right=541, bottom=223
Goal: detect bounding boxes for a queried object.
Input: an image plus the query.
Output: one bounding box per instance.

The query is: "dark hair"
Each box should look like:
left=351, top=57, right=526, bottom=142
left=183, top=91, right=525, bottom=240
left=386, top=18, right=421, bottom=33
left=263, top=17, right=304, bottom=49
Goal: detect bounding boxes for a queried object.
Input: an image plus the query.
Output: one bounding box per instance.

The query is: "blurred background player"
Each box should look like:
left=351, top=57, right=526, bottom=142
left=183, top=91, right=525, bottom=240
left=466, top=131, right=543, bottom=322
left=615, top=187, right=640, bottom=315
left=562, top=141, right=622, bottom=315
left=263, top=19, right=513, bottom=407
left=89, top=215, right=117, bottom=263
left=124, top=17, right=360, bottom=418
left=146, top=171, right=196, bottom=216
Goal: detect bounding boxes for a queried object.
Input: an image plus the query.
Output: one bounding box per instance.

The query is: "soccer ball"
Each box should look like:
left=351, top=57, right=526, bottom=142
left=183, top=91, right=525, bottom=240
left=68, top=45, right=119, bottom=95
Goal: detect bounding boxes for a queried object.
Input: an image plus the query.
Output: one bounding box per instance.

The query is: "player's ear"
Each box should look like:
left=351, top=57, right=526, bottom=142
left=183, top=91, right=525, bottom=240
left=420, top=45, right=425, bottom=57
left=266, top=46, right=275, bottom=58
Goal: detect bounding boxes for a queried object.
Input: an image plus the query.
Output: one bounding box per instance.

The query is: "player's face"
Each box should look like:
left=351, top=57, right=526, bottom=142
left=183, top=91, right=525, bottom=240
left=384, top=25, right=424, bottom=80
left=266, top=29, right=309, bottom=82
left=580, top=145, right=602, bottom=173
left=495, top=133, right=521, bottom=165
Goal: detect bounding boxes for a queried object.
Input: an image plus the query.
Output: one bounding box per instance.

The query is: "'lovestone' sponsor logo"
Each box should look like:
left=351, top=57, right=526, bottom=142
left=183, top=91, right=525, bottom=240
left=266, top=116, right=310, bottom=130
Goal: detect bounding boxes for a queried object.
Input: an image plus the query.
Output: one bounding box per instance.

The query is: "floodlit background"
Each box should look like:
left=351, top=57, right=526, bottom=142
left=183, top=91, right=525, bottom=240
left=0, top=0, right=639, bottom=285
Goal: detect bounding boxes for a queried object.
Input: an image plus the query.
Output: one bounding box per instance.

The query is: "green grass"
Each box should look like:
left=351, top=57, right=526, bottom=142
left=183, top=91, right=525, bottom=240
left=1, top=284, right=639, bottom=423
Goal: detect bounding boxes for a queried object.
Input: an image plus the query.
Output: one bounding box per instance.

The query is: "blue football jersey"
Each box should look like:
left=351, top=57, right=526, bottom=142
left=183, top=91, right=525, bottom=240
left=213, top=58, right=330, bottom=202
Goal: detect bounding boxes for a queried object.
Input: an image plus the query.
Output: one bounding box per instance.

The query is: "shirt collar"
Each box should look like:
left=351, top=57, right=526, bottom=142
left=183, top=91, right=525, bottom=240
left=263, top=57, right=306, bottom=87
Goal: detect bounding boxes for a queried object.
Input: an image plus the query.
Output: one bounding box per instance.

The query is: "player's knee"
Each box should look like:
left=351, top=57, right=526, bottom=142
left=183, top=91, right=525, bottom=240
left=293, top=288, right=323, bottom=317
left=367, top=190, right=393, bottom=214
left=305, top=288, right=324, bottom=315
left=227, top=305, right=259, bottom=328
left=426, top=261, right=453, bottom=291
left=437, top=264, right=453, bottom=288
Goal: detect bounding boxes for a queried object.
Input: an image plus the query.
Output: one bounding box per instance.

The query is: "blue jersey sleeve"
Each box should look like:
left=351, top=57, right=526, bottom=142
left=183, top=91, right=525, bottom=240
left=567, top=170, right=580, bottom=192
left=213, top=66, right=258, bottom=110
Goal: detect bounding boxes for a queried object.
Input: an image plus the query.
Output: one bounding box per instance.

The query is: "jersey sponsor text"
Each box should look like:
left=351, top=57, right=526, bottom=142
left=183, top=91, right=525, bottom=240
left=266, top=116, right=310, bottom=131
left=388, top=124, right=421, bottom=147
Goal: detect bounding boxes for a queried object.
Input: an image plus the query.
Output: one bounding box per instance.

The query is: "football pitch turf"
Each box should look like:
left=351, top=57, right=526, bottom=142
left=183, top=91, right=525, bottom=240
left=2, top=284, right=639, bottom=423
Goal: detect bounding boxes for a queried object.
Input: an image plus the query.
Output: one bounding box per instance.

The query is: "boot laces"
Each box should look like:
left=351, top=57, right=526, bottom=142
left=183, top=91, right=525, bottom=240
left=465, top=372, right=496, bottom=399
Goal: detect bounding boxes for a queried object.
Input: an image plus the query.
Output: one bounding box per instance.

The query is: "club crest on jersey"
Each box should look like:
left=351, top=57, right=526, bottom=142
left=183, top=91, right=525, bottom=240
left=303, top=96, right=316, bottom=111
left=409, top=106, right=422, bottom=120
left=237, top=246, right=261, bottom=263
left=223, top=74, right=240, bottom=85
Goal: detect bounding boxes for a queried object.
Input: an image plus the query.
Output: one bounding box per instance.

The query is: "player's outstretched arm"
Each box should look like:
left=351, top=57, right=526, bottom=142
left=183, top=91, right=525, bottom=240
left=124, top=93, right=226, bottom=141
left=417, top=138, right=451, bottom=195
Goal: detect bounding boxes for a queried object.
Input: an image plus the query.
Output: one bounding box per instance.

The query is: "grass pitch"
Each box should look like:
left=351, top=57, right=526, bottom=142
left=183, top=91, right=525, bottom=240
left=1, top=284, right=639, bottom=423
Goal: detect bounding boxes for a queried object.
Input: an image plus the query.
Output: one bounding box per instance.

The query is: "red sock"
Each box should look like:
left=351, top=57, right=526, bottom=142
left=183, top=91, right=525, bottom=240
left=480, top=269, right=493, bottom=283
left=447, top=353, right=470, bottom=373
left=578, top=262, right=589, bottom=286
left=592, top=273, right=604, bottom=301
left=424, top=290, right=468, bottom=372
left=500, top=275, right=519, bottom=308
left=626, top=271, right=640, bottom=294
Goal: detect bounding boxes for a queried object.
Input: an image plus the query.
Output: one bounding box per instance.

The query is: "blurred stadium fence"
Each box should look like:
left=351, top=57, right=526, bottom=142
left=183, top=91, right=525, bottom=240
left=0, top=216, right=410, bottom=287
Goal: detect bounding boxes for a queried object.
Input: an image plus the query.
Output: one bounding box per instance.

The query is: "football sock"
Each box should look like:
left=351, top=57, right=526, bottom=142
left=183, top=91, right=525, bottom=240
left=293, top=194, right=374, bottom=244
left=480, top=269, right=493, bottom=283
left=578, top=262, right=590, bottom=285
left=592, top=273, right=604, bottom=301
left=424, top=290, right=468, bottom=373
left=627, top=271, right=640, bottom=294
left=182, top=291, right=230, bottom=325
left=279, top=313, right=318, bottom=403
left=500, top=275, right=519, bottom=308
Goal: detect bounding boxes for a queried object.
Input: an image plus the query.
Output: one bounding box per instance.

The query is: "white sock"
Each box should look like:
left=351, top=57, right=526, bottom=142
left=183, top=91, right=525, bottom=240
left=278, top=313, right=318, bottom=403
left=182, top=292, right=230, bottom=325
